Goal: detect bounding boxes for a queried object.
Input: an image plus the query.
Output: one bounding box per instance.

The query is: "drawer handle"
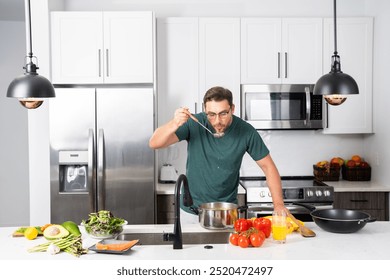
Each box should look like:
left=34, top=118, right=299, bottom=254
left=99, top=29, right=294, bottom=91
left=350, top=199, right=369, bottom=203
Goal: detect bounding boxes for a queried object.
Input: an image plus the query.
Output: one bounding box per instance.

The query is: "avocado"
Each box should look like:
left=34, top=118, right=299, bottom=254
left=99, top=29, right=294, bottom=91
left=61, top=221, right=81, bottom=237
left=43, top=224, right=69, bottom=240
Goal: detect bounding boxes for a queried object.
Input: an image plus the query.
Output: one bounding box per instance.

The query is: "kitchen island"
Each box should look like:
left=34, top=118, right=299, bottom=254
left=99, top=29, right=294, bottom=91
left=1, top=222, right=389, bottom=260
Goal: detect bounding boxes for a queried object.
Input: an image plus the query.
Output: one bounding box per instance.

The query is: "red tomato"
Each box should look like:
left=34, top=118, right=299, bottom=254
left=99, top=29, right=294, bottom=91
left=246, top=219, right=253, bottom=228
left=229, top=233, right=239, bottom=246
left=250, top=232, right=265, bottom=247
left=253, top=218, right=272, bottom=238
left=234, top=218, right=251, bottom=233
left=238, top=235, right=250, bottom=248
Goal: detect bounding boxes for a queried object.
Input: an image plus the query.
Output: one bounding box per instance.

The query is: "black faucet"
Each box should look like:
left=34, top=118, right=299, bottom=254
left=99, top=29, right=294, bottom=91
left=163, top=174, right=193, bottom=249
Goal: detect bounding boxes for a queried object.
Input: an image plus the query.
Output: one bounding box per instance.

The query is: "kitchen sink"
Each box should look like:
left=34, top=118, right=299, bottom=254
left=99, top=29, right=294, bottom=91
left=116, top=231, right=231, bottom=245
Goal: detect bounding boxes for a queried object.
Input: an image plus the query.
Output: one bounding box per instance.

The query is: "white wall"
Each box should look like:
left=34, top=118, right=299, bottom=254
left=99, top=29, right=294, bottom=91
left=27, top=0, right=52, bottom=226
left=364, top=0, right=390, bottom=187
left=0, top=20, right=30, bottom=226
left=62, top=0, right=366, bottom=17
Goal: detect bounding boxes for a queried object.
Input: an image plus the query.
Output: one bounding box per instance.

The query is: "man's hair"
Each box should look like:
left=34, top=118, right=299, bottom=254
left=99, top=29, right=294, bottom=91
left=203, top=86, right=233, bottom=107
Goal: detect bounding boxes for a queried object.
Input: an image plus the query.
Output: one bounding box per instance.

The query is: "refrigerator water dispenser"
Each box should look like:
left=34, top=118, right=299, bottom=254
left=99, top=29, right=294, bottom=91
left=59, top=151, right=88, bottom=193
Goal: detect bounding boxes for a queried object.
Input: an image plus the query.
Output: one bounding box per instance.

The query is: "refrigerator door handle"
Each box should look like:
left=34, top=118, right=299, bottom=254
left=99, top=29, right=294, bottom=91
left=97, top=129, right=105, bottom=210
left=88, top=129, right=96, bottom=212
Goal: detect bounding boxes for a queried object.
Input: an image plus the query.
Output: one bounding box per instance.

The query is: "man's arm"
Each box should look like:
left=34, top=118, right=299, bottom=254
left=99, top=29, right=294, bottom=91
left=256, top=154, right=285, bottom=212
left=149, top=107, right=191, bottom=149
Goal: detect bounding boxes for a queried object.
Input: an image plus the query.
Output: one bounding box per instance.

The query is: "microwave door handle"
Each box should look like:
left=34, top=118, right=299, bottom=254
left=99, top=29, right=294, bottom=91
left=88, top=129, right=96, bottom=212
left=305, top=86, right=311, bottom=125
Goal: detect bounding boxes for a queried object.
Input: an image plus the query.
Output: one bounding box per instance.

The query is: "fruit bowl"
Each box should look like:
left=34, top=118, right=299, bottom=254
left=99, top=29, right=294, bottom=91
left=82, top=220, right=127, bottom=239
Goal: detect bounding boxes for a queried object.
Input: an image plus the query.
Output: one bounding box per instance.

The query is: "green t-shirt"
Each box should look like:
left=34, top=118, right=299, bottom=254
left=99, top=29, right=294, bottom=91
left=175, top=113, right=269, bottom=213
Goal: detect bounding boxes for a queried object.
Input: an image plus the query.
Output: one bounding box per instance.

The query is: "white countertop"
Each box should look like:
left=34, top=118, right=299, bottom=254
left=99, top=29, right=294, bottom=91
left=157, top=183, right=247, bottom=195
left=1, top=221, right=389, bottom=260
left=323, top=180, right=390, bottom=192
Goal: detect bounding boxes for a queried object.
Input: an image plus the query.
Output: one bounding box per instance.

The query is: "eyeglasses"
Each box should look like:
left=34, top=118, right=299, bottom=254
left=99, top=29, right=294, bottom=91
left=206, top=108, right=231, bottom=120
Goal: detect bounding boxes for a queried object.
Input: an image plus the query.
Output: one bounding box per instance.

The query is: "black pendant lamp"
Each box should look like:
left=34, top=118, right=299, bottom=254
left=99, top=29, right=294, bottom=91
left=7, top=0, right=55, bottom=109
left=314, top=0, right=358, bottom=106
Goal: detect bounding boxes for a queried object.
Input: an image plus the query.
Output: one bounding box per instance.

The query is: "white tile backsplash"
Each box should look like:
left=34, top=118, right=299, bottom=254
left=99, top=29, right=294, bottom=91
left=241, top=130, right=364, bottom=177
left=158, top=130, right=365, bottom=178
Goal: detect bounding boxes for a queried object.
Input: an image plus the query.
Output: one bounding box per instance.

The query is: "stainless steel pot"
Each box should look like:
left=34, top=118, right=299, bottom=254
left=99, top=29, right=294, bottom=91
left=191, top=202, right=247, bottom=230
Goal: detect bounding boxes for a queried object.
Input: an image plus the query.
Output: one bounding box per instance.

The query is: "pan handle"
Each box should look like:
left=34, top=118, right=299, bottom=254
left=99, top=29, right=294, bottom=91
left=360, top=217, right=377, bottom=224
left=292, top=202, right=316, bottom=212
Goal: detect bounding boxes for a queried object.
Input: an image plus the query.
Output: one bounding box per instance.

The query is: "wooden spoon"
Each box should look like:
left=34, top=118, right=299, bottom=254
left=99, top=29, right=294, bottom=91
left=287, top=212, right=316, bottom=238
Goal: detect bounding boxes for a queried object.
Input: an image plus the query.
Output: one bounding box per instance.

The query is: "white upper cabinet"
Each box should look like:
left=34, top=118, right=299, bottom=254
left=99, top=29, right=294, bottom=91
left=157, top=17, right=199, bottom=126
left=157, top=17, right=241, bottom=123
left=51, top=11, right=154, bottom=84
left=322, top=18, right=373, bottom=134
left=241, top=18, right=323, bottom=84
left=103, top=12, right=154, bottom=84
left=199, top=18, right=241, bottom=116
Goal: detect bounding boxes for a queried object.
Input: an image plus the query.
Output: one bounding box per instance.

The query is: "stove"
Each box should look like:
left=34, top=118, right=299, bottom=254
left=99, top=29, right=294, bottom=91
left=240, top=176, right=334, bottom=221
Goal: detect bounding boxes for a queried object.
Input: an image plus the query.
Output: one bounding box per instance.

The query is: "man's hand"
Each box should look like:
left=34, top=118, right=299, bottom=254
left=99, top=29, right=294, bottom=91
left=173, top=107, right=192, bottom=128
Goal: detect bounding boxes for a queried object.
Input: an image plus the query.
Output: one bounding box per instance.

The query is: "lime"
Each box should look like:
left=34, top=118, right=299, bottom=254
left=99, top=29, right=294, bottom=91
left=24, top=227, right=39, bottom=240
left=62, top=221, right=81, bottom=236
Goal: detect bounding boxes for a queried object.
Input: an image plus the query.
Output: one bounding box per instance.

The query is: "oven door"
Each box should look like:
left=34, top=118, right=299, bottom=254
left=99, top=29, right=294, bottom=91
left=241, top=84, right=323, bottom=130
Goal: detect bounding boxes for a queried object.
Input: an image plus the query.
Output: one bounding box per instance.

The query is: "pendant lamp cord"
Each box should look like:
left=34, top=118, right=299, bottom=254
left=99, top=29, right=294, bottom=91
left=333, top=0, right=338, bottom=55
left=25, top=0, right=33, bottom=62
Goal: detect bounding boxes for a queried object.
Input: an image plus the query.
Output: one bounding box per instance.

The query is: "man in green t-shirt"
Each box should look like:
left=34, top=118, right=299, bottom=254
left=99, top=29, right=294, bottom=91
left=149, top=86, right=286, bottom=223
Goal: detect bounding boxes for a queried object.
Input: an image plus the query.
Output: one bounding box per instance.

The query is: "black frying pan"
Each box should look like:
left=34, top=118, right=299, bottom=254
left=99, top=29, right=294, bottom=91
left=294, top=203, right=377, bottom=233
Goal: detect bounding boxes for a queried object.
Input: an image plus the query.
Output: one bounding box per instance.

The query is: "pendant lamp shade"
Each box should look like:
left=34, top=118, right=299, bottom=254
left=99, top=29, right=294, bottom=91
left=6, top=0, right=55, bottom=109
left=313, top=0, right=358, bottom=106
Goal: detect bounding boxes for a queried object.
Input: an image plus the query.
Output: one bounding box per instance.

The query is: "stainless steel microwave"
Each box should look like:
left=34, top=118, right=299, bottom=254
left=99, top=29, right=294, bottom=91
left=241, top=84, right=325, bottom=130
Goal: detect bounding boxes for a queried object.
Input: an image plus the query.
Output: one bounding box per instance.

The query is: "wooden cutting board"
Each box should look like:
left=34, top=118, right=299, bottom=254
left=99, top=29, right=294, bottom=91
left=12, top=226, right=43, bottom=237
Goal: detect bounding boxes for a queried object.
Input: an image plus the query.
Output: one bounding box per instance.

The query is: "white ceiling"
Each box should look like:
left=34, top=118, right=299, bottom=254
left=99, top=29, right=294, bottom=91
left=0, top=0, right=24, bottom=21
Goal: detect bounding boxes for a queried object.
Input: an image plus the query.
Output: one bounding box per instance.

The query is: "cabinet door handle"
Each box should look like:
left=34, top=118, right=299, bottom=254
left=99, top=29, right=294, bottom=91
left=106, top=49, right=109, bottom=77
left=277, top=52, right=281, bottom=78
left=350, top=199, right=369, bottom=203
left=98, top=49, right=102, bottom=77
left=285, top=52, right=288, bottom=78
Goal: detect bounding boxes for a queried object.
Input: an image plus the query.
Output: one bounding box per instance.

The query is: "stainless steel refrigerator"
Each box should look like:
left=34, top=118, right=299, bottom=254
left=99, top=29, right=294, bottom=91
left=49, top=87, right=155, bottom=224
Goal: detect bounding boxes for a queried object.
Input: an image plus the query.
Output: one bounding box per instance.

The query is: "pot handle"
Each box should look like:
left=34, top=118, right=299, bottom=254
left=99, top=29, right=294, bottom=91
left=189, top=206, right=199, bottom=215
left=292, top=202, right=316, bottom=212
left=238, top=205, right=248, bottom=213
left=237, top=205, right=248, bottom=219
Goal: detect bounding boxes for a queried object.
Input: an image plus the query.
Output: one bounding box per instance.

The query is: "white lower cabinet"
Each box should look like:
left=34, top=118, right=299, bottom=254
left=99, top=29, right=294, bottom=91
left=322, top=18, right=374, bottom=134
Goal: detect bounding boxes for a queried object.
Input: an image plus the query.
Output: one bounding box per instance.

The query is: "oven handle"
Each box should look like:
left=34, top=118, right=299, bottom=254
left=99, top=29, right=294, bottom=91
left=247, top=204, right=316, bottom=213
